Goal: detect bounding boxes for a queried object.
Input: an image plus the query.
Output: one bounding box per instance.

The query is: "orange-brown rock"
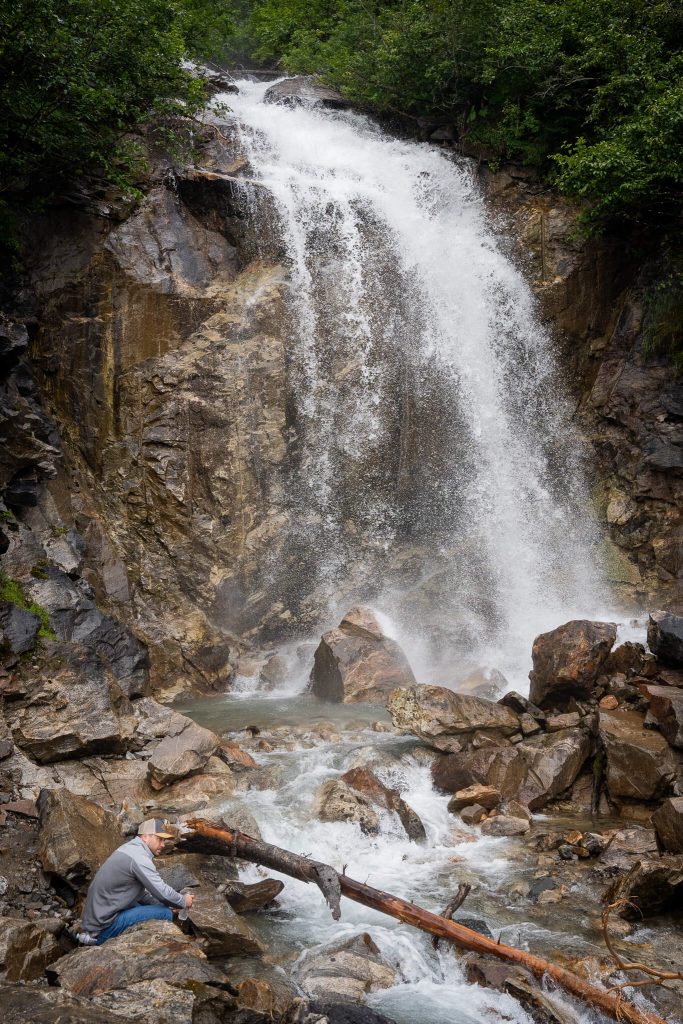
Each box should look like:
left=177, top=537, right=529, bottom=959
left=529, top=620, right=617, bottom=708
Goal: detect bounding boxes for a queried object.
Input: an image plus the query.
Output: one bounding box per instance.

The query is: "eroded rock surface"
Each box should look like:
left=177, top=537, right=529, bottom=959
left=36, top=788, right=123, bottom=891
left=293, top=932, right=396, bottom=1004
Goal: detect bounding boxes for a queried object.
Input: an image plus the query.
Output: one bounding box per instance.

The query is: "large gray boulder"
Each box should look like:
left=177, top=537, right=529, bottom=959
left=599, top=708, right=678, bottom=801
left=293, top=932, right=396, bottom=1003
left=147, top=715, right=219, bottom=789
left=387, top=684, right=519, bottom=752
left=310, top=607, right=416, bottom=704
left=0, top=983, right=138, bottom=1023
left=528, top=619, right=617, bottom=708
left=647, top=610, right=683, bottom=667
left=37, top=788, right=123, bottom=891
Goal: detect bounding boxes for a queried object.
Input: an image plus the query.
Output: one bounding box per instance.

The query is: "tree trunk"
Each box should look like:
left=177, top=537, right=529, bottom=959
left=182, top=819, right=666, bottom=1024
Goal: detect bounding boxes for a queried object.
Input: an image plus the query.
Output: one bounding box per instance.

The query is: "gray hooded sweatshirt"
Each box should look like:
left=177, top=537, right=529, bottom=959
left=81, top=836, right=185, bottom=935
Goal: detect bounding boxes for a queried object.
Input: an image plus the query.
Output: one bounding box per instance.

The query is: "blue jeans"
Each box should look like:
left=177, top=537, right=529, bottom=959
left=96, top=903, right=173, bottom=945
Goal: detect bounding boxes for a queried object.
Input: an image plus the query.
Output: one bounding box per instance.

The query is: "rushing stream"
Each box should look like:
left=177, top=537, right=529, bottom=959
left=181, top=80, right=668, bottom=1024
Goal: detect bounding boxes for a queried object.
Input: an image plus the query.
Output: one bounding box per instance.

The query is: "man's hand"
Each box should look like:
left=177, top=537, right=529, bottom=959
left=184, top=893, right=194, bottom=909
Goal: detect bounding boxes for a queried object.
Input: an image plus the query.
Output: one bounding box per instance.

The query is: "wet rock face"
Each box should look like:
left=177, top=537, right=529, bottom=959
left=310, top=607, right=416, bottom=704
left=528, top=619, right=617, bottom=709
left=387, top=685, right=520, bottom=752
left=185, top=888, right=265, bottom=957
left=0, top=983, right=136, bottom=1024
left=648, top=611, right=683, bottom=668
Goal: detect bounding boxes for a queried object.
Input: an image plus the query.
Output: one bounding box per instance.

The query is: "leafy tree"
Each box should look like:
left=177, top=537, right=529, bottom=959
left=246, top=0, right=682, bottom=230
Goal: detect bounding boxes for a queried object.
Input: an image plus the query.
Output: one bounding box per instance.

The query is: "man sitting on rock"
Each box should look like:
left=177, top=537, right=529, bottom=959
left=77, top=819, right=194, bottom=945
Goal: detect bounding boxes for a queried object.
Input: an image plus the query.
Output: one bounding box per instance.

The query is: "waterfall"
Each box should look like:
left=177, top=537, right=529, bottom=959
left=213, top=79, right=608, bottom=688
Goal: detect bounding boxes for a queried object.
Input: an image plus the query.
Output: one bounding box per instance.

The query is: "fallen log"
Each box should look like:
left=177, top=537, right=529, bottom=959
left=182, top=818, right=667, bottom=1024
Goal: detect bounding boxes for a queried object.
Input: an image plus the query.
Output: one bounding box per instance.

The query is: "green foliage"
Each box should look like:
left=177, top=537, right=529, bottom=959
left=246, top=0, right=682, bottom=230
left=0, top=0, right=238, bottom=219
left=0, top=571, right=56, bottom=639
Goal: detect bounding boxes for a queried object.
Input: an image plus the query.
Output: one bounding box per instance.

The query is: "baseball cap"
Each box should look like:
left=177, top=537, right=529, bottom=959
left=138, top=818, right=175, bottom=839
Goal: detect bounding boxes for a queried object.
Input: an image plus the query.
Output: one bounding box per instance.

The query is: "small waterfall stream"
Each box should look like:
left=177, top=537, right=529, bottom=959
left=185, top=80, right=650, bottom=1024
left=214, top=78, right=608, bottom=687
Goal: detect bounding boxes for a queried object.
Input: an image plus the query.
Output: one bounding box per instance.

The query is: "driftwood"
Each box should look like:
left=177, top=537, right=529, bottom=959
left=183, top=819, right=667, bottom=1024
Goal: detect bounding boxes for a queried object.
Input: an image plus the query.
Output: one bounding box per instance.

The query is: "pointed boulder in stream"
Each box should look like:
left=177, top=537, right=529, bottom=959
left=309, top=607, right=416, bottom=704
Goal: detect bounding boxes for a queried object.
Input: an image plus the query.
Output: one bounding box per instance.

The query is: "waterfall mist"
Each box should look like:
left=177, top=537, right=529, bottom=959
left=213, top=79, right=609, bottom=689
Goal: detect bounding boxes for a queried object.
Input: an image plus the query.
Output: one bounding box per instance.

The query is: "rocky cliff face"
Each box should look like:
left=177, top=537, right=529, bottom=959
left=1, top=102, right=681, bottom=695
left=481, top=166, right=682, bottom=609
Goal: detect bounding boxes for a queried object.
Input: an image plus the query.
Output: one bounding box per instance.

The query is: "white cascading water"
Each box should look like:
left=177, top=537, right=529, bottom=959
left=181, top=81, right=655, bottom=1024
left=212, top=78, right=609, bottom=689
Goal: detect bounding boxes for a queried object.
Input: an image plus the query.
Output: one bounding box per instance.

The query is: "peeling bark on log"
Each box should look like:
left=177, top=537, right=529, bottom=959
left=183, top=818, right=667, bottom=1024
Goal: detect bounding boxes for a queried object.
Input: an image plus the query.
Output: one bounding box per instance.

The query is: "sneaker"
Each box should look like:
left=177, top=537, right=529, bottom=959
left=75, top=931, right=98, bottom=946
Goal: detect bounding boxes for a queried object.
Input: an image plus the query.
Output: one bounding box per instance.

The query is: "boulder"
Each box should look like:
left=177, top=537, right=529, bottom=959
left=647, top=610, right=683, bottom=667
left=545, top=712, right=581, bottom=731
left=602, top=641, right=657, bottom=679
left=293, top=932, right=396, bottom=1003
left=599, top=708, right=677, bottom=800
left=224, top=878, right=284, bottom=913
left=0, top=983, right=138, bottom=1023
left=528, top=619, right=617, bottom=708
left=47, top=920, right=229, bottom=996
left=0, top=917, right=65, bottom=981
left=639, top=684, right=683, bottom=748
left=447, top=785, right=501, bottom=813
left=386, top=685, right=519, bottom=752
left=313, top=779, right=380, bottom=834
left=0, top=602, right=40, bottom=658
left=516, top=729, right=591, bottom=810
left=456, top=667, right=508, bottom=699
left=431, top=753, right=476, bottom=793
left=310, top=607, right=416, bottom=704
left=9, top=645, right=137, bottom=762
left=464, top=746, right=528, bottom=801
left=480, top=815, right=530, bottom=837
left=652, top=797, right=683, bottom=853
left=603, top=857, right=683, bottom=918
left=37, top=788, right=123, bottom=891
left=497, top=691, right=546, bottom=721
left=89, top=980, right=196, bottom=1024
left=185, top=888, right=265, bottom=956
left=339, top=766, right=426, bottom=841
left=264, top=76, right=349, bottom=110
left=147, top=716, right=219, bottom=788
left=460, top=804, right=487, bottom=825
